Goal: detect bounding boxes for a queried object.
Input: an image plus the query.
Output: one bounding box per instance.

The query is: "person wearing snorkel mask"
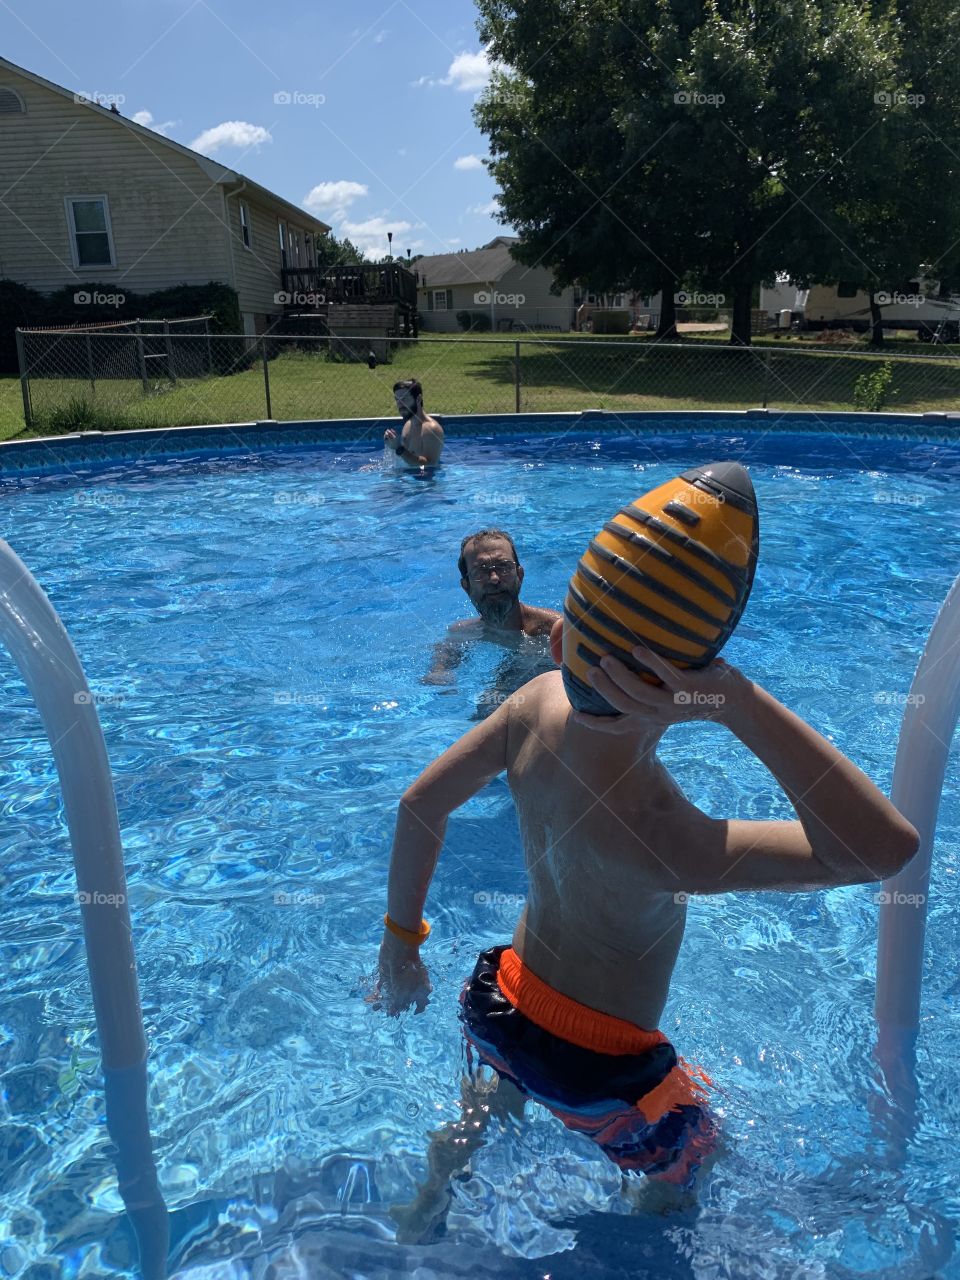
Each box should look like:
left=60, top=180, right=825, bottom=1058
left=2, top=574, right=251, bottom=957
left=384, top=379, right=444, bottom=467
left=373, top=461, right=919, bottom=1239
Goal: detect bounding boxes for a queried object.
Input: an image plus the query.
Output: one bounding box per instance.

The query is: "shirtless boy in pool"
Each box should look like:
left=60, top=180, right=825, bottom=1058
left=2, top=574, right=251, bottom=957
left=374, top=479, right=919, bottom=1228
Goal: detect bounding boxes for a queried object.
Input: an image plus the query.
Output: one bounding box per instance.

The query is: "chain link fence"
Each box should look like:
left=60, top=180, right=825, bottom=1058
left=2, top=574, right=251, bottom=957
left=14, top=330, right=960, bottom=434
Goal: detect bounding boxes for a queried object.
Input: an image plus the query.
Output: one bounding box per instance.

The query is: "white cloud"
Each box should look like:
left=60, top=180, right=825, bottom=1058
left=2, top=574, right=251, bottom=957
left=340, top=215, right=415, bottom=259
left=470, top=199, right=500, bottom=216
left=373, top=29, right=387, bottom=43
left=454, top=154, right=484, bottom=171
left=442, top=50, right=496, bottom=92
left=303, top=180, right=369, bottom=221
left=412, top=48, right=501, bottom=93
left=132, top=110, right=178, bottom=137
left=189, top=121, right=271, bottom=154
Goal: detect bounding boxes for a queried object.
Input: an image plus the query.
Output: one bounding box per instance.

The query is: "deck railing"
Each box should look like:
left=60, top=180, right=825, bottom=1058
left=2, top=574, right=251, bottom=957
left=280, top=262, right=418, bottom=309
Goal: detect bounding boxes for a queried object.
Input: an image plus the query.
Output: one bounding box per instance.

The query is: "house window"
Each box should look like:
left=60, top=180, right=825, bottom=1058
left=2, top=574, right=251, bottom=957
left=239, top=200, right=251, bottom=248
left=65, top=196, right=115, bottom=268
left=305, top=233, right=313, bottom=267
left=278, top=221, right=287, bottom=269
left=292, top=231, right=301, bottom=266
left=432, top=289, right=450, bottom=311
left=612, top=293, right=624, bottom=308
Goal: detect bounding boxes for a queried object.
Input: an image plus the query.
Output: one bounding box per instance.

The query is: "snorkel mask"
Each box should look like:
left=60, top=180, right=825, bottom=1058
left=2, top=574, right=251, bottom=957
left=561, top=462, right=759, bottom=715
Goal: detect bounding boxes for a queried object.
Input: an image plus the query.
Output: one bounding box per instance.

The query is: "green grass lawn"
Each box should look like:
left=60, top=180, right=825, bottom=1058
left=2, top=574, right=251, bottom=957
left=4, top=334, right=959, bottom=441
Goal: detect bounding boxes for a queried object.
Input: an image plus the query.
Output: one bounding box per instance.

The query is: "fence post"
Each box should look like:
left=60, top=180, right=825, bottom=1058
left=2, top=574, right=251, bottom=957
left=761, top=348, right=772, bottom=408
left=85, top=332, right=96, bottom=395
left=515, top=340, right=521, bottom=413
left=15, top=329, right=32, bottom=429
left=163, top=320, right=177, bottom=386
left=261, top=338, right=272, bottom=419
left=135, top=321, right=149, bottom=393
left=204, top=318, right=213, bottom=377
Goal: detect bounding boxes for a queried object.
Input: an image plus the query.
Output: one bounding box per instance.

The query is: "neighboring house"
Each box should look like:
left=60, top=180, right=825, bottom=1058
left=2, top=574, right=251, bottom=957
left=0, top=55, right=331, bottom=335
left=415, top=237, right=576, bottom=332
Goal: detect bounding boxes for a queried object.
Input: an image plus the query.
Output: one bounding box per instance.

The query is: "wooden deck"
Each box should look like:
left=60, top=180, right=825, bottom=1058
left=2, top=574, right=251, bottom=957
left=280, top=263, right=418, bottom=335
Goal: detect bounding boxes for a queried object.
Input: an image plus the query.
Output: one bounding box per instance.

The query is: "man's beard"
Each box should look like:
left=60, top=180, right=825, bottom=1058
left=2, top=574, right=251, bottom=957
left=471, top=586, right=520, bottom=626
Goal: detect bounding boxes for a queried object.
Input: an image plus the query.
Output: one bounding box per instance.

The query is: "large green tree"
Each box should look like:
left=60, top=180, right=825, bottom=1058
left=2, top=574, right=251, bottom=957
left=785, top=0, right=960, bottom=344
left=474, top=0, right=931, bottom=345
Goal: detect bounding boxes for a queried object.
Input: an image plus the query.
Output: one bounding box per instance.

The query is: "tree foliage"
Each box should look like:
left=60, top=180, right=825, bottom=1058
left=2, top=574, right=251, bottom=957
left=474, top=0, right=960, bottom=344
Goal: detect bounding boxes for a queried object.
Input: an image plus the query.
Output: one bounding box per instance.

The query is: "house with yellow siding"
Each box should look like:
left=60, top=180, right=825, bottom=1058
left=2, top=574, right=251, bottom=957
left=0, top=55, right=330, bottom=335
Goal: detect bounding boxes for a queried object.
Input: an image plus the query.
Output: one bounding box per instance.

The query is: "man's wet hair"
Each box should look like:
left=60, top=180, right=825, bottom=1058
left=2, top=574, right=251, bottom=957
left=458, top=529, right=521, bottom=579
left=393, top=379, right=423, bottom=406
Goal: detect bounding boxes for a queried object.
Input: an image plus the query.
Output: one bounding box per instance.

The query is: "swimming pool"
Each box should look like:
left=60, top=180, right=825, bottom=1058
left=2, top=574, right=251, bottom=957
left=1, top=424, right=958, bottom=1278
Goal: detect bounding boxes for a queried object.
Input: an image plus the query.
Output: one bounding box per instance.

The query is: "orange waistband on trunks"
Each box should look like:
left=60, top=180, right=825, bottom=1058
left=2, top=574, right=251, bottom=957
left=495, top=946, right=669, bottom=1055
left=494, top=946, right=714, bottom=1120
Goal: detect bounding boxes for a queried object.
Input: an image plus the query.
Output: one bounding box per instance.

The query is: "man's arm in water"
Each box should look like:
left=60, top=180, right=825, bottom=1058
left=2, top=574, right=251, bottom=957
left=421, top=632, right=469, bottom=686
left=374, top=692, right=514, bottom=1014
left=580, top=646, right=920, bottom=896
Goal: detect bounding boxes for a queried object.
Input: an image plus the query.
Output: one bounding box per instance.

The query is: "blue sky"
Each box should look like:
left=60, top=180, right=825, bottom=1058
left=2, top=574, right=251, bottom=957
left=2, top=0, right=508, bottom=258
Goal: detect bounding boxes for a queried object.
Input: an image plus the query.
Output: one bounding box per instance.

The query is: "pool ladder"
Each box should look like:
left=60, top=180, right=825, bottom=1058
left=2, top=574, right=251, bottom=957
left=0, top=540, right=168, bottom=1280
left=874, top=571, right=960, bottom=1133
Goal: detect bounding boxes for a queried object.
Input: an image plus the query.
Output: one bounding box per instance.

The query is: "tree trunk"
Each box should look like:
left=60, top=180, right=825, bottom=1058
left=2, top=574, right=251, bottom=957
left=657, top=279, right=677, bottom=339
left=730, top=282, right=753, bottom=346
left=868, top=291, right=885, bottom=346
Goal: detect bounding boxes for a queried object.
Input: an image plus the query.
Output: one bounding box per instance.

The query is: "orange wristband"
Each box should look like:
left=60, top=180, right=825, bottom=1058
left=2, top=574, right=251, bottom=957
left=384, top=913, right=431, bottom=945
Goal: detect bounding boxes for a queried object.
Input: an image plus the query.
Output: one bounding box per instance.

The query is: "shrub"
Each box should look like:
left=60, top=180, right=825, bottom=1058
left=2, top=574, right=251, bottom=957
left=42, top=396, right=120, bottom=435
left=853, top=360, right=895, bottom=412
left=0, top=279, right=241, bottom=374
left=455, top=310, right=492, bottom=331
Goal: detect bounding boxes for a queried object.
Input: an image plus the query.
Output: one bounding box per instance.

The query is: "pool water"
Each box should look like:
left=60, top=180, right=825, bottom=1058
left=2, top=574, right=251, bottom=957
left=1, top=428, right=959, bottom=1278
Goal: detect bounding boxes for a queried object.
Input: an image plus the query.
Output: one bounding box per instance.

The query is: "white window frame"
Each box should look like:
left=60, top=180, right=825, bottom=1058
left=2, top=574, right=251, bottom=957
left=292, top=229, right=301, bottom=266
left=278, top=220, right=287, bottom=268
left=64, top=194, right=116, bottom=270
left=239, top=199, right=252, bottom=249
left=305, top=233, right=314, bottom=267
left=432, top=289, right=449, bottom=311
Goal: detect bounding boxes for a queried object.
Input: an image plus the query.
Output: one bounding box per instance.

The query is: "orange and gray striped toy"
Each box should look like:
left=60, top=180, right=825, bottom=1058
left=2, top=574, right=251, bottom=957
left=561, top=461, right=759, bottom=714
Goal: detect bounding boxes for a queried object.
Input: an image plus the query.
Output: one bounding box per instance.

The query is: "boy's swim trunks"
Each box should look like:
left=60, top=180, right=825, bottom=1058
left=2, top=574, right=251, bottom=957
left=460, top=944, right=717, bottom=1185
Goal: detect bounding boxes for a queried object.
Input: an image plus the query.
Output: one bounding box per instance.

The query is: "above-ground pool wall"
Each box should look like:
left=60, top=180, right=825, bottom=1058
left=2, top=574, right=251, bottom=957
left=1, top=408, right=960, bottom=476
